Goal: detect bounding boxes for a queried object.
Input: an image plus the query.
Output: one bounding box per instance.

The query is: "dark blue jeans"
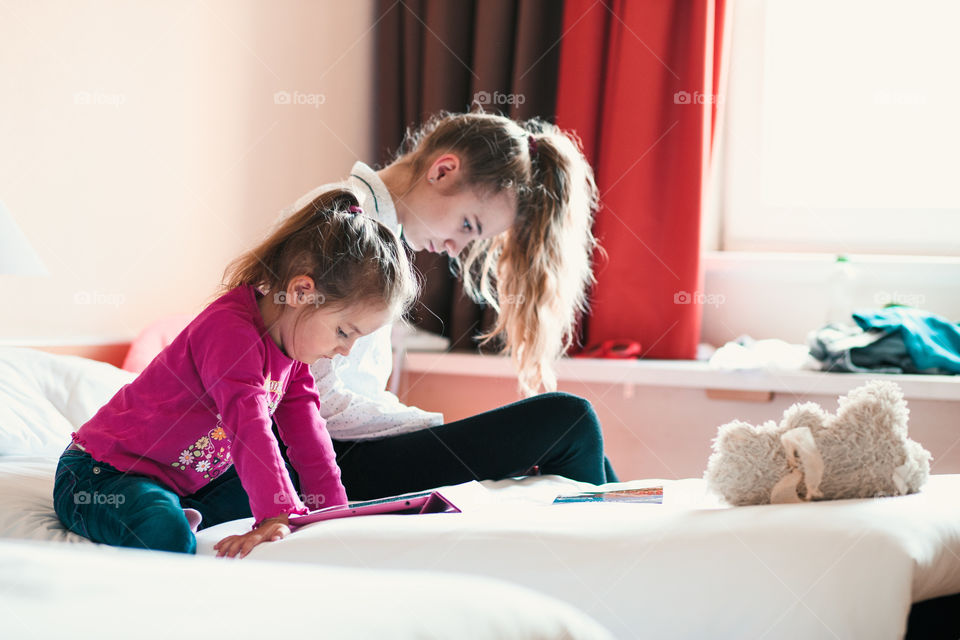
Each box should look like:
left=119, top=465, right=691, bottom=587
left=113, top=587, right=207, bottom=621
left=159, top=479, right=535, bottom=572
left=53, top=446, right=304, bottom=549
left=56, top=392, right=617, bottom=537
left=53, top=448, right=197, bottom=553
left=182, top=391, right=619, bottom=530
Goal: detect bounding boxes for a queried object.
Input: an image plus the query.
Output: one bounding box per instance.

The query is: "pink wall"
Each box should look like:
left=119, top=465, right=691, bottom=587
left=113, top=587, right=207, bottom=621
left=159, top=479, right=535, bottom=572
left=0, top=0, right=376, bottom=342
left=399, top=371, right=959, bottom=482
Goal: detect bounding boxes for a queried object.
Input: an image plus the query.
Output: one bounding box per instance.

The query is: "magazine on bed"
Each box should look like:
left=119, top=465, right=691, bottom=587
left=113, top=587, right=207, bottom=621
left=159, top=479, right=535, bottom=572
left=553, top=486, right=663, bottom=504
left=288, top=489, right=461, bottom=528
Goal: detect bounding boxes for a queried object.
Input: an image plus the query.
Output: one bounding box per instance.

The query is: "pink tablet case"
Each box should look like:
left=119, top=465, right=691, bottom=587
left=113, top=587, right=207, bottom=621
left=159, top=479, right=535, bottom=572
left=288, top=490, right=460, bottom=528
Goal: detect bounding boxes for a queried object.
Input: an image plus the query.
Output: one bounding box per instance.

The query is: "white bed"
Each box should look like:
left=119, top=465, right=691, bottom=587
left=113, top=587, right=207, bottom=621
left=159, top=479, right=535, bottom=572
left=0, top=538, right=613, bottom=640
left=2, top=346, right=959, bottom=639
left=0, top=347, right=613, bottom=639
left=198, top=474, right=960, bottom=638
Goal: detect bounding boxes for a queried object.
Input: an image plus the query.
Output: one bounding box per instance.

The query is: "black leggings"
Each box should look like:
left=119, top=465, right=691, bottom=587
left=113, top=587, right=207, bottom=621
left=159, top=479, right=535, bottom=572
left=331, top=391, right=618, bottom=500
left=185, top=392, right=617, bottom=528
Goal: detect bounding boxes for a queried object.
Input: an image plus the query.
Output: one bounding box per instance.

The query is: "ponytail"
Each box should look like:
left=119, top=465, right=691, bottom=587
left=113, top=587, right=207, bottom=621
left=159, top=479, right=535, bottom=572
left=466, top=122, right=598, bottom=395
left=398, top=111, right=599, bottom=395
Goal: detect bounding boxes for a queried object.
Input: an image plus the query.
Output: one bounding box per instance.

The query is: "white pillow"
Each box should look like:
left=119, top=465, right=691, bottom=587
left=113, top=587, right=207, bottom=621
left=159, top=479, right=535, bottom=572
left=0, top=347, right=136, bottom=456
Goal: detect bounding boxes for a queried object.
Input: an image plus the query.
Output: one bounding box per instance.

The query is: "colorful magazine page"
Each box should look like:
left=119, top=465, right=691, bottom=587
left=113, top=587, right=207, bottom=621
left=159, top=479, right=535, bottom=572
left=288, top=490, right=460, bottom=528
left=553, top=486, right=663, bottom=504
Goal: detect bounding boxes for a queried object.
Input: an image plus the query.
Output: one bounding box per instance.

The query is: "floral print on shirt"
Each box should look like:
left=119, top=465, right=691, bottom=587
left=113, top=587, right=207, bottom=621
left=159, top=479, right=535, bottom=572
left=171, top=378, right=284, bottom=480
left=170, top=416, right=233, bottom=480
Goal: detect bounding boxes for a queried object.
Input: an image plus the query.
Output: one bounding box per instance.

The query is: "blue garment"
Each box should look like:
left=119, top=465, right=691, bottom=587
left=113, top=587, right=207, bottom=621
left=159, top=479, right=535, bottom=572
left=854, top=308, right=960, bottom=374
left=54, top=448, right=196, bottom=553
left=54, top=445, right=305, bottom=547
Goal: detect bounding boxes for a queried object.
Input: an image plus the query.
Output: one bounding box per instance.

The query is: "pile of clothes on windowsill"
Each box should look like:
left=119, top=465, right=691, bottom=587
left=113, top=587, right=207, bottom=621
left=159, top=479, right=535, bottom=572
left=808, top=307, right=960, bottom=375
left=707, top=307, right=960, bottom=375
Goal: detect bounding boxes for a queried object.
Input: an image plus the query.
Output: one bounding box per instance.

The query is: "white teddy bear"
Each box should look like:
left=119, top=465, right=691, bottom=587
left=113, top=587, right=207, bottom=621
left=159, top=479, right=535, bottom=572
left=705, top=380, right=932, bottom=506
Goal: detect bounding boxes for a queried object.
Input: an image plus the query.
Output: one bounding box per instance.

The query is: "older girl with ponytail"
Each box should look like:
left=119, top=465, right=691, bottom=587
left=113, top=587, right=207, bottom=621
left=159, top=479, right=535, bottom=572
left=310, top=110, right=619, bottom=498
left=191, top=111, right=618, bottom=519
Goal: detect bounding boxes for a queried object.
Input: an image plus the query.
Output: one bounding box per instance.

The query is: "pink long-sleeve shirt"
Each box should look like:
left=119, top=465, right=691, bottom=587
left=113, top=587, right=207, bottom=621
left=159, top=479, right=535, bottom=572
left=72, top=284, right=348, bottom=522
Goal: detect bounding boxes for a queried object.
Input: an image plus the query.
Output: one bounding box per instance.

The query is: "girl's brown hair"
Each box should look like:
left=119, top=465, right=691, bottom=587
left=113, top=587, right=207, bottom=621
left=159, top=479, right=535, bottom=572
left=222, top=187, right=418, bottom=322
left=396, top=110, right=599, bottom=395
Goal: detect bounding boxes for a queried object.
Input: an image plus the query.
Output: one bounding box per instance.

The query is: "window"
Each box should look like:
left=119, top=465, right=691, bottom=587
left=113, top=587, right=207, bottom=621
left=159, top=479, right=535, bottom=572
left=720, top=0, right=960, bottom=256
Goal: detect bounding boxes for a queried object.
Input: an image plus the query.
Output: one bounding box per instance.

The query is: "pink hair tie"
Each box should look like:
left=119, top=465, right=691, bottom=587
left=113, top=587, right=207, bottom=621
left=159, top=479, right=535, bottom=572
left=348, top=205, right=363, bottom=214
left=528, top=135, right=537, bottom=156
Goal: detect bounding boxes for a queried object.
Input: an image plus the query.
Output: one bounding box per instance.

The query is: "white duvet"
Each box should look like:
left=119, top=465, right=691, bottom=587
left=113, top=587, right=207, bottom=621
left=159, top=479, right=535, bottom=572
left=3, top=454, right=959, bottom=639
left=0, top=538, right=614, bottom=640
left=2, top=346, right=959, bottom=639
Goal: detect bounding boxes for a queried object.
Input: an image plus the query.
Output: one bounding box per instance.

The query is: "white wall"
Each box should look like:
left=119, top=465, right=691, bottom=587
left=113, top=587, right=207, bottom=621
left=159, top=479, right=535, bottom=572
left=699, top=252, right=960, bottom=347
left=0, top=0, right=376, bottom=341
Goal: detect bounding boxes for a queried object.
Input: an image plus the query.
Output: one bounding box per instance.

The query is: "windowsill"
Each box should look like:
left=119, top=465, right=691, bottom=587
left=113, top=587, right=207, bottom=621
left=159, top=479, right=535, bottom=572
left=401, top=351, right=960, bottom=401
left=702, top=250, right=960, bottom=269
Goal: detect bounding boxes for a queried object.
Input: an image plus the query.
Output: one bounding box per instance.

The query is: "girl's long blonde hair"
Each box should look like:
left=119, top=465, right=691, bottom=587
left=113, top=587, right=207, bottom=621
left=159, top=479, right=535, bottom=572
left=396, top=111, right=599, bottom=396
left=222, top=188, right=418, bottom=323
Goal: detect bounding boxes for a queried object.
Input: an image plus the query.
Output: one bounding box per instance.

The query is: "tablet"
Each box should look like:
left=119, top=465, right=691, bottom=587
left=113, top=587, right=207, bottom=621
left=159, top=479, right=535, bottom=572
left=288, top=490, right=460, bottom=528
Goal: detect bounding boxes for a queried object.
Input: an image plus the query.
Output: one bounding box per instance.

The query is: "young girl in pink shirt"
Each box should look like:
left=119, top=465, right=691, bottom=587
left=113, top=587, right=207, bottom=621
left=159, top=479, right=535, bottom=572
left=53, top=188, right=417, bottom=556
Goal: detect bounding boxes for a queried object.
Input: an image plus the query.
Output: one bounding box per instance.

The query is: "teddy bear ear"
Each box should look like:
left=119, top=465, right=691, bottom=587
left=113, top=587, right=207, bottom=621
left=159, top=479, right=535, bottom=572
left=897, top=439, right=932, bottom=493
left=780, top=402, right=830, bottom=433
left=838, top=380, right=905, bottom=411
left=712, top=419, right=753, bottom=445
left=837, top=380, right=909, bottom=436
left=710, top=420, right=759, bottom=452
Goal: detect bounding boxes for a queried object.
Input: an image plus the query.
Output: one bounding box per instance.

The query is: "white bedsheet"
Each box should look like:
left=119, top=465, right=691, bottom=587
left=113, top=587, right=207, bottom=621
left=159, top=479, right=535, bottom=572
left=0, top=538, right=614, bottom=640
left=195, top=474, right=960, bottom=640
left=2, top=455, right=959, bottom=638
left=0, top=456, right=90, bottom=543
left=2, top=347, right=958, bottom=639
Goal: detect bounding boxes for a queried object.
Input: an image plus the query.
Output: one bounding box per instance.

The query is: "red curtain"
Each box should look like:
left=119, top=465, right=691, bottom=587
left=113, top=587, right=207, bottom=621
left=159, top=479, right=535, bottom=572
left=556, top=0, right=725, bottom=359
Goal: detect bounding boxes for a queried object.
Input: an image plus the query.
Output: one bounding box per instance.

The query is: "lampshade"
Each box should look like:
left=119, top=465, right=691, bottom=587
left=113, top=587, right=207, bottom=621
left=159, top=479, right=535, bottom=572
left=0, top=200, right=47, bottom=276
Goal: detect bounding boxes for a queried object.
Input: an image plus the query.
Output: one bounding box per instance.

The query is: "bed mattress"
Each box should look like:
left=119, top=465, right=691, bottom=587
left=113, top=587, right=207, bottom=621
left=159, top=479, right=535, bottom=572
left=3, top=455, right=958, bottom=639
